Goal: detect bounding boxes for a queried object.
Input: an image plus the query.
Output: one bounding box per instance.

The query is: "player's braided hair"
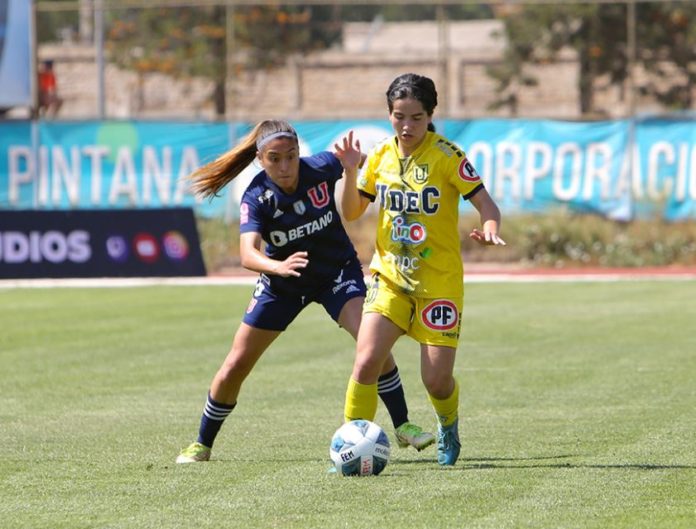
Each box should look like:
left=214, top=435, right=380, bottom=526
left=187, top=120, right=298, bottom=199
left=386, top=73, right=438, bottom=132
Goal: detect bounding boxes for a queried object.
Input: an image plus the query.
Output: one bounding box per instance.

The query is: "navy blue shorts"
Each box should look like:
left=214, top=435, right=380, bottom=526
left=242, top=259, right=366, bottom=331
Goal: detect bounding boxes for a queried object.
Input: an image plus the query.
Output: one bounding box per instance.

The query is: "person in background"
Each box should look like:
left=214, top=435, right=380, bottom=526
left=176, top=119, right=435, bottom=464
left=337, top=73, right=506, bottom=466
left=38, top=60, right=63, bottom=118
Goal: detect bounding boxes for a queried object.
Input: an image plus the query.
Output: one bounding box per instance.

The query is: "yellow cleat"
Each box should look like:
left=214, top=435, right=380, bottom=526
left=395, top=422, right=436, bottom=451
left=176, top=442, right=211, bottom=464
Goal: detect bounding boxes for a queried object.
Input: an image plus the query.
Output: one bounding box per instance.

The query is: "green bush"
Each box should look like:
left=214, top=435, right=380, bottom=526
left=460, top=211, right=696, bottom=268
left=196, top=216, right=241, bottom=272
left=197, top=212, right=696, bottom=273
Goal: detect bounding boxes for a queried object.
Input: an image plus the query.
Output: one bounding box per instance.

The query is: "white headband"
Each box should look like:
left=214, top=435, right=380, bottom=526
left=256, top=131, right=297, bottom=150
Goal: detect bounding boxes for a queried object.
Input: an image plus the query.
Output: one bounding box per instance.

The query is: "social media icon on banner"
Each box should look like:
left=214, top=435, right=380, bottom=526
left=133, top=233, right=159, bottom=264
left=105, top=235, right=128, bottom=263
left=162, top=231, right=189, bottom=260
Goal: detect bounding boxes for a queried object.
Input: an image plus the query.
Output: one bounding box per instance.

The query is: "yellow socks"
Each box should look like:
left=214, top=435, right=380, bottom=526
left=344, top=377, right=378, bottom=422
left=345, top=377, right=459, bottom=426
left=428, top=379, right=459, bottom=427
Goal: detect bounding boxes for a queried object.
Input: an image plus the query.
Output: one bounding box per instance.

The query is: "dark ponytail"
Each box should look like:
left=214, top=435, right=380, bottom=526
left=386, top=73, right=438, bottom=118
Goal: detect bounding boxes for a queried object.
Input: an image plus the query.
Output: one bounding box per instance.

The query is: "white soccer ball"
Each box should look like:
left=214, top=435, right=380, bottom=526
left=329, top=420, right=391, bottom=476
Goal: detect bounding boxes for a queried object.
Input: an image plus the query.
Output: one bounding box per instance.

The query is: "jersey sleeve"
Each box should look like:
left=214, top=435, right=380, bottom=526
left=239, top=194, right=264, bottom=234
left=450, top=155, right=484, bottom=200
left=304, top=151, right=343, bottom=183
left=357, top=149, right=378, bottom=201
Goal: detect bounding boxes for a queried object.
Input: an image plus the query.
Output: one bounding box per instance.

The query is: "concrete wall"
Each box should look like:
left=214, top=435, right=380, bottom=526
left=21, top=19, right=673, bottom=121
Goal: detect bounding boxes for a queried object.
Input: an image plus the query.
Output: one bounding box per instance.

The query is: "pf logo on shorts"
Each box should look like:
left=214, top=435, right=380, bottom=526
left=421, top=300, right=459, bottom=330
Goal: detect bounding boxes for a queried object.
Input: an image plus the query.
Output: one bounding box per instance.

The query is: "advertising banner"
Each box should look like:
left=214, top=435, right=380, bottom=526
left=0, top=120, right=241, bottom=216
left=446, top=119, right=633, bottom=220
left=0, top=208, right=206, bottom=278
left=0, top=118, right=694, bottom=220
left=0, top=0, right=33, bottom=108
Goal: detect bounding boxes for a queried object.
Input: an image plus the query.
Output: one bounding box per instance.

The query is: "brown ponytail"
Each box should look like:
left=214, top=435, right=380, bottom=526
left=188, top=119, right=298, bottom=199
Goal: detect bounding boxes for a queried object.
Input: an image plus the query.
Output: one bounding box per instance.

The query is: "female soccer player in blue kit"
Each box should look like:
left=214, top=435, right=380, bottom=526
left=176, top=120, right=434, bottom=463
left=338, top=73, right=506, bottom=467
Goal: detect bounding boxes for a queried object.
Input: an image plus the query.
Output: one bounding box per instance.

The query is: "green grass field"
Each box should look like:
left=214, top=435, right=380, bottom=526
left=2, top=280, right=695, bottom=529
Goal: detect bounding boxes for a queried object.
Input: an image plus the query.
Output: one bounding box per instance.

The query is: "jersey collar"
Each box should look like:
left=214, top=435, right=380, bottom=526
left=392, top=131, right=434, bottom=160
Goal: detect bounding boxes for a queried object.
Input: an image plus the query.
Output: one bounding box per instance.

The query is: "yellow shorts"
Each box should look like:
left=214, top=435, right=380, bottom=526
left=364, top=274, right=462, bottom=347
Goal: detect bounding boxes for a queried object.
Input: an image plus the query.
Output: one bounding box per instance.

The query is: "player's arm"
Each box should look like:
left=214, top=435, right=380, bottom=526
left=468, top=188, right=506, bottom=246
left=341, top=167, right=370, bottom=221
left=240, top=232, right=308, bottom=277
left=334, top=130, right=370, bottom=221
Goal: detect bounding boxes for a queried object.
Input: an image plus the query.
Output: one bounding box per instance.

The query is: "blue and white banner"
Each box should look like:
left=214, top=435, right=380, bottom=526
left=1, top=117, right=695, bottom=220
left=445, top=118, right=696, bottom=221
left=0, top=120, right=243, bottom=217
left=0, top=0, right=33, bottom=108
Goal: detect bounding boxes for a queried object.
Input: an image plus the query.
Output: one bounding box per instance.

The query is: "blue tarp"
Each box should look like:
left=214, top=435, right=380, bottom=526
left=0, top=0, right=33, bottom=108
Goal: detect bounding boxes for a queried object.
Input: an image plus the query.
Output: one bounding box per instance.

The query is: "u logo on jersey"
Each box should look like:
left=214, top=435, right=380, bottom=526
left=307, top=182, right=330, bottom=208
left=413, top=164, right=429, bottom=184
left=421, top=300, right=459, bottom=331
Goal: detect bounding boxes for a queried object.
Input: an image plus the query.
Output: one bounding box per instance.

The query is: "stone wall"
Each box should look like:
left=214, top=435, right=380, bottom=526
left=36, top=44, right=217, bottom=120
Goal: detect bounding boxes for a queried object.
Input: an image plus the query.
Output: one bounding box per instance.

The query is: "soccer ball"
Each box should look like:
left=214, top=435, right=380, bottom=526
left=329, top=420, right=390, bottom=476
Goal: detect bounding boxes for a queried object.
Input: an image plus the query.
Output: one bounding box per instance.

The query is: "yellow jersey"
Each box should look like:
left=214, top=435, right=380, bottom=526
left=358, top=131, right=483, bottom=297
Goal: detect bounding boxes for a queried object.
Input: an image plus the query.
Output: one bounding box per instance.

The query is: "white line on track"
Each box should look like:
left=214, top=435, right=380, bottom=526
left=1, top=270, right=694, bottom=289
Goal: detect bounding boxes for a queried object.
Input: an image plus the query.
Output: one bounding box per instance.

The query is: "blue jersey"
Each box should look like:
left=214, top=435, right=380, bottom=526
left=239, top=151, right=358, bottom=296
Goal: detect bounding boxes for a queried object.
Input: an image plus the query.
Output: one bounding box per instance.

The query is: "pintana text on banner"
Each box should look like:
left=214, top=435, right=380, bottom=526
left=7, top=145, right=201, bottom=207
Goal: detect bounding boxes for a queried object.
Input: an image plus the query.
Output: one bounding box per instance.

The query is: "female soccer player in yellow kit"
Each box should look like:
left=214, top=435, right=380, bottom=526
left=337, top=73, right=506, bottom=466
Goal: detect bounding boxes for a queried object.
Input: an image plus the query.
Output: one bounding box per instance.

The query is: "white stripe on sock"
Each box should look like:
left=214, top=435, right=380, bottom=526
left=378, top=372, right=402, bottom=394
left=203, top=400, right=234, bottom=421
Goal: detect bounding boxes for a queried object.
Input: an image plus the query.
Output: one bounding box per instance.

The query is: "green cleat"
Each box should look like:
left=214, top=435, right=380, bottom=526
left=176, top=442, right=211, bottom=464
left=437, top=419, right=461, bottom=466
left=395, top=422, right=436, bottom=451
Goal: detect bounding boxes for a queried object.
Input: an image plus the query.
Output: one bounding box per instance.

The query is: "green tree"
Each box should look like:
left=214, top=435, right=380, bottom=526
left=101, top=2, right=496, bottom=117
left=105, top=4, right=345, bottom=117
left=343, top=4, right=492, bottom=21
left=490, top=2, right=695, bottom=116
left=638, top=4, right=696, bottom=109
left=36, top=0, right=80, bottom=43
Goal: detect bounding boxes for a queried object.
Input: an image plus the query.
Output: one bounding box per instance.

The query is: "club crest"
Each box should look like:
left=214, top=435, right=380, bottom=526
left=293, top=200, right=306, bottom=215
left=413, top=164, right=429, bottom=184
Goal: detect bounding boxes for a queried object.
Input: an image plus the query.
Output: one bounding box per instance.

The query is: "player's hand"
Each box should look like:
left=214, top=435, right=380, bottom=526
left=333, top=130, right=362, bottom=172
left=469, top=228, right=506, bottom=246
left=273, top=251, right=309, bottom=277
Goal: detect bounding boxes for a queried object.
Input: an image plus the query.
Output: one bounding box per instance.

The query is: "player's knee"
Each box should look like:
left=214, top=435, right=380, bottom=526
left=422, top=371, right=453, bottom=399
left=352, top=351, right=384, bottom=383
left=217, top=353, right=254, bottom=383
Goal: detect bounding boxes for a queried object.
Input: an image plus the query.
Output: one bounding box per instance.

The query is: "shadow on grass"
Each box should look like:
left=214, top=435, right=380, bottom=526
left=192, top=454, right=696, bottom=472
left=398, top=454, right=696, bottom=471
